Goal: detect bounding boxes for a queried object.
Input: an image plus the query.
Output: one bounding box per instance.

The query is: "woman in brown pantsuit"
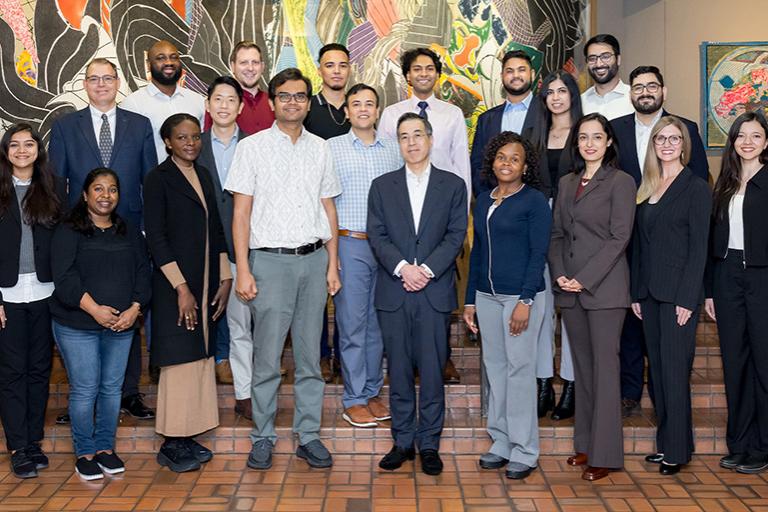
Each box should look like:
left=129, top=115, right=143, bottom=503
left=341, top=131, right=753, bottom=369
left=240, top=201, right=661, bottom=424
left=144, top=114, right=232, bottom=473
left=549, top=113, right=636, bottom=481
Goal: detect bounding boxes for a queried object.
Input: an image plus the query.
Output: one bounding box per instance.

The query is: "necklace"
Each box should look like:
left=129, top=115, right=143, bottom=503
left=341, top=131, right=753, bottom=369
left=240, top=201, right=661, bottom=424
left=322, top=94, right=347, bottom=127
left=491, top=183, right=525, bottom=203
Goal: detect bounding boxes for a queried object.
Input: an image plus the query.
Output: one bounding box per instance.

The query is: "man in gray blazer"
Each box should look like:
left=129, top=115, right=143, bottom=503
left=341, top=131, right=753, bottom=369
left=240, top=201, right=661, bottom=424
left=367, top=113, right=467, bottom=476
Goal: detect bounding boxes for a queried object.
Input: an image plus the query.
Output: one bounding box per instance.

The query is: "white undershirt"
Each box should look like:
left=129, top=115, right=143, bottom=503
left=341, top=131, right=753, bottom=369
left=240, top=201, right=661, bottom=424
left=728, top=194, right=745, bottom=250
left=393, top=163, right=434, bottom=278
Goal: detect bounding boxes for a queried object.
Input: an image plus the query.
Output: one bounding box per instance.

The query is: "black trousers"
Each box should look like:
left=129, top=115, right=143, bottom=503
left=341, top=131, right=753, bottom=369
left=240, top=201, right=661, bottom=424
left=619, top=311, right=647, bottom=401
left=641, top=296, right=697, bottom=464
left=0, top=299, right=53, bottom=451
left=378, top=293, right=449, bottom=451
left=714, top=250, right=768, bottom=457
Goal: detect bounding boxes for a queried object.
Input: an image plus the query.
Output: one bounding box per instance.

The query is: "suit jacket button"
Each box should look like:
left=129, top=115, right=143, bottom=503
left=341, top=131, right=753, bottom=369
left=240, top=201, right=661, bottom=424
left=416, top=240, right=421, bottom=245
left=570, top=252, right=574, bottom=258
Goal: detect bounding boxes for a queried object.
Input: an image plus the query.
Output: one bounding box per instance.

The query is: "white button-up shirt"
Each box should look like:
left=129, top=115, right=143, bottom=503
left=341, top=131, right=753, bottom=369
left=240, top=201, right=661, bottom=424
left=393, top=164, right=434, bottom=278
left=120, top=82, right=205, bottom=162
left=378, top=94, right=471, bottom=199
left=581, top=80, right=634, bottom=120
left=635, top=110, right=663, bottom=173
left=224, top=123, right=342, bottom=249
left=89, top=105, right=116, bottom=145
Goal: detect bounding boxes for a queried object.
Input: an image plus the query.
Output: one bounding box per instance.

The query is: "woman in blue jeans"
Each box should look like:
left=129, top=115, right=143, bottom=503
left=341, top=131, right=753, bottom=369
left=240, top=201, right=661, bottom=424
left=51, top=168, right=151, bottom=480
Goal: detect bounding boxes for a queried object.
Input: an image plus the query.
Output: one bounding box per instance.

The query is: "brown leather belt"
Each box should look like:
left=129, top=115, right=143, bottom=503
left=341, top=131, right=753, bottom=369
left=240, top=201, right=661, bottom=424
left=338, top=229, right=368, bottom=240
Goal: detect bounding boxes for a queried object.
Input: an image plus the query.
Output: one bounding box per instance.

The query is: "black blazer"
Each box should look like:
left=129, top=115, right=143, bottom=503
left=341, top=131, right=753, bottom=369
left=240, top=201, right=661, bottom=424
left=610, top=110, right=709, bottom=185
left=143, top=157, right=228, bottom=367
left=0, top=177, right=67, bottom=304
left=367, top=165, right=468, bottom=313
left=196, top=129, right=249, bottom=261
left=537, top=136, right=576, bottom=200
left=631, top=167, right=712, bottom=311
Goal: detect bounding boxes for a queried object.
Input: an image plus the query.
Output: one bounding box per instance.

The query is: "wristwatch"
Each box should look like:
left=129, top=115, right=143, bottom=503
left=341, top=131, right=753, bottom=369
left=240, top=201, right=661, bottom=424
left=518, top=298, right=534, bottom=306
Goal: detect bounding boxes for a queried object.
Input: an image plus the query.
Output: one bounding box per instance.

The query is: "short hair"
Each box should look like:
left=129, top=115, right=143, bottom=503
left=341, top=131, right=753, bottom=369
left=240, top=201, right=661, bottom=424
left=570, top=113, right=619, bottom=172
left=584, top=34, right=621, bottom=57
left=318, top=43, right=350, bottom=60
left=501, top=49, right=532, bottom=69
left=229, top=41, right=263, bottom=64
left=267, top=68, right=312, bottom=102
left=345, top=83, right=380, bottom=107
left=86, top=58, right=117, bottom=75
left=629, top=65, right=665, bottom=87
left=207, top=75, right=244, bottom=102
left=160, top=113, right=200, bottom=155
left=401, top=47, right=442, bottom=77
left=396, top=112, right=433, bottom=137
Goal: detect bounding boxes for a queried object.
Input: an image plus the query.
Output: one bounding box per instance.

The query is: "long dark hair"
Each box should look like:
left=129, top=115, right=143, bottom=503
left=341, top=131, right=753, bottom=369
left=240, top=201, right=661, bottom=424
left=713, top=112, right=768, bottom=220
left=569, top=113, right=619, bottom=173
left=482, top=131, right=540, bottom=189
left=65, top=168, right=126, bottom=236
left=0, top=123, right=62, bottom=227
left=529, top=70, right=583, bottom=154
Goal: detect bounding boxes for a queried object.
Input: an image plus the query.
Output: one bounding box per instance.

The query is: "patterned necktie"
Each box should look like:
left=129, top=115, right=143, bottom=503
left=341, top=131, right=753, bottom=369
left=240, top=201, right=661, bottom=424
left=99, top=113, right=113, bottom=166
left=417, top=101, right=429, bottom=120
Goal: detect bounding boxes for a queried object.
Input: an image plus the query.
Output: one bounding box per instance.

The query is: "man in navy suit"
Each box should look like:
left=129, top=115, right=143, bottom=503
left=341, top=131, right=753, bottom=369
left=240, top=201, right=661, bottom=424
left=470, top=49, right=540, bottom=196
left=49, top=57, right=157, bottom=421
left=368, top=113, right=467, bottom=476
left=610, top=65, right=709, bottom=418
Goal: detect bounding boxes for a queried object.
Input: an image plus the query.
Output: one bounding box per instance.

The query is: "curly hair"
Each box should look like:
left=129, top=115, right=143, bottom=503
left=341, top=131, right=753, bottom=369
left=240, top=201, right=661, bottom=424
left=481, top=131, right=540, bottom=189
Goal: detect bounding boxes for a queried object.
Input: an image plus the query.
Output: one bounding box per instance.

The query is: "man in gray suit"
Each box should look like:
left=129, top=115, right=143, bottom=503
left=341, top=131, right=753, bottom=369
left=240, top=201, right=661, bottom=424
left=367, top=113, right=467, bottom=476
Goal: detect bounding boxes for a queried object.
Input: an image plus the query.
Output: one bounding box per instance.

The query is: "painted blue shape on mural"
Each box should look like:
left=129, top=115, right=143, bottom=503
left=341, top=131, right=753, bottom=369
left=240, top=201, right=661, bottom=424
left=459, top=0, right=481, bottom=21
left=718, top=75, right=735, bottom=90
left=492, top=16, right=507, bottom=45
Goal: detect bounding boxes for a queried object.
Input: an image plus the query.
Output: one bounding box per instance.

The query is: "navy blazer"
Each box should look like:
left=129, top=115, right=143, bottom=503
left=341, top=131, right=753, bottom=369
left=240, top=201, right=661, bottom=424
left=196, top=129, right=249, bottom=261
left=470, top=100, right=539, bottom=197
left=610, top=110, right=709, bottom=186
left=367, top=165, right=468, bottom=313
left=49, top=107, right=157, bottom=228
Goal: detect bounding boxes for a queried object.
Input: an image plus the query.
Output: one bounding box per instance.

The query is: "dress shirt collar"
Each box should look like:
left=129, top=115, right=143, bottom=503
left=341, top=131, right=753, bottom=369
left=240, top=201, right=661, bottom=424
left=350, top=129, right=384, bottom=148
left=405, top=163, right=431, bottom=183
left=584, top=79, right=630, bottom=100
left=89, top=104, right=116, bottom=120
left=146, top=81, right=182, bottom=99
left=634, top=109, right=663, bottom=128
left=503, top=92, right=533, bottom=113
left=270, top=121, right=309, bottom=142
left=408, top=94, right=436, bottom=110
left=211, top=125, right=239, bottom=148
left=12, top=174, right=31, bottom=186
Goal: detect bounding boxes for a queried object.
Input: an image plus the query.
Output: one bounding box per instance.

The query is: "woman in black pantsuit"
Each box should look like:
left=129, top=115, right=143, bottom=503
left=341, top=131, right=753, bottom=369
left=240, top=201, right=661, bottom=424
left=630, top=116, right=711, bottom=475
left=705, top=112, right=768, bottom=474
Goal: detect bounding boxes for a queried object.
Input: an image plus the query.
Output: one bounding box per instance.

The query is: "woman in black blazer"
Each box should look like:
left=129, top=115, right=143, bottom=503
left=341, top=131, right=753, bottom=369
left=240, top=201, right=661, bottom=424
left=0, top=123, right=65, bottom=479
left=630, top=116, right=711, bottom=475
left=143, top=113, right=232, bottom=473
left=527, top=71, right=582, bottom=420
left=705, top=112, right=768, bottom=474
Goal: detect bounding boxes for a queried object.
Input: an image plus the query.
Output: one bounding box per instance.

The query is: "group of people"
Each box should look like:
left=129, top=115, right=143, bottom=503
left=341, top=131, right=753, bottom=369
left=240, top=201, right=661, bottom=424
left=0, top=32, right=765, bottom=485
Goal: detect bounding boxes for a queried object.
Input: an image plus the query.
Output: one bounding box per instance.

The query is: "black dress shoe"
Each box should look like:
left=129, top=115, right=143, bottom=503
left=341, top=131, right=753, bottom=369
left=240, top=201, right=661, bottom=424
left=157, top=438, right=201, bottom=473
left=420, top=449, right=443, bottom=476
left=551, top=380, right=575, bottom=420
left=379, top=445, right=415, bottom=471
left=121, top=394, right=155, bottom=419
left=720, top=453, right=748, bottom=469
left=25, top=443, right=49, bottom=470
left=660, top=462, right=681, bottom=475
left=644, top=453, right=664, bottom=464
left=736, top=454, right=768, bottom=474
left=537, top=378, right=555, bottom=418
left=10, top=450, right=37, bottom=479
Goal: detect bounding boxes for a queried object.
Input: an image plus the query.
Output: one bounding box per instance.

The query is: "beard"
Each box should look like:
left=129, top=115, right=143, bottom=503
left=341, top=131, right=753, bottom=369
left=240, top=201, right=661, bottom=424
left=632, top=95, right=663, bottom=114
left=151, top=65, right=182, bottom=86
left=503, top=78, right=532, bottom=97
left=588, top=62, right=618, bottom=84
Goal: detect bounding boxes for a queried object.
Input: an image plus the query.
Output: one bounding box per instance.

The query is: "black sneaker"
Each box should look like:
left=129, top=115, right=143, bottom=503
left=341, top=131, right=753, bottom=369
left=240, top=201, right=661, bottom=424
left=10, top=450, right=37, bottom=479
left=56, top=413, right=70, bottom=425
left=75, top=457, right=104, bottom=480
left=25, top=443, right=49, bottom=470
left=157, top=439, right=200, bottom=473
left=736, top=454, right=768, bottom=474
left=184, top=438, right=213, bottom=463
left=120, top=394, right=155, bottom=419
left=94, top=452, right=125, bottom=474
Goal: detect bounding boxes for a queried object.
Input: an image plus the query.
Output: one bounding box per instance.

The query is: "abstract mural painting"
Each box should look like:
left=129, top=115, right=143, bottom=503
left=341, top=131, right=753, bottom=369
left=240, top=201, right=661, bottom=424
left=0, top=0, right=589, bottom=145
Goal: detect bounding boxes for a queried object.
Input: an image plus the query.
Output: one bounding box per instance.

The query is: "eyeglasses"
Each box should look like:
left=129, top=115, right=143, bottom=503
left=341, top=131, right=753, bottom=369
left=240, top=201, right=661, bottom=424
left=85, top=75, right=117, bottom=85
left=586, top=52, right=615, bottom=65
left=653, top=134, right=683, bottom=146
left=631, top=82, right=661, bottom=94
left=276, top=92, right=309, bottom=103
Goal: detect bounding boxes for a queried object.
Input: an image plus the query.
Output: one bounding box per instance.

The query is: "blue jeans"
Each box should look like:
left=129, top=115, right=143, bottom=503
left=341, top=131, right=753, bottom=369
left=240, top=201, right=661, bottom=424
left=53, top=321, right=133, bottom=457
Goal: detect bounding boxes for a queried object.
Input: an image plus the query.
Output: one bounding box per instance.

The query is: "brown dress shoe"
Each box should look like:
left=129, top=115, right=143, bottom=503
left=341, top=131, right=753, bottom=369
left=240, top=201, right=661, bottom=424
left=320, top=358, right=333, bottom=383
left=342, top=405, right=378, bottom=427
left=216, top=360, right=234, bottom=384
left=582, top=466, right=615, bottom=481
left=367, top=396, right=391, bottom=421
left=235, top=399, right=252, bottom=420
left=567, top=453, right=588, bottom=466
left=443, top=358, right=461, bottom=384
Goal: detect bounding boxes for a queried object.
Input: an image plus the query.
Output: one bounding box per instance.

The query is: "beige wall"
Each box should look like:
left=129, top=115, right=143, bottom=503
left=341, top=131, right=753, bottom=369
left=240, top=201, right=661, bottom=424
left=595, top=0, right=768, bottom=178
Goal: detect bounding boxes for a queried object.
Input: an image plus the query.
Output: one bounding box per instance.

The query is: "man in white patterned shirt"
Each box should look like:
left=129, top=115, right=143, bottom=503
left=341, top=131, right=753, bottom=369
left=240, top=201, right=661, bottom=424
left=225, top=68, right=341, bottom=471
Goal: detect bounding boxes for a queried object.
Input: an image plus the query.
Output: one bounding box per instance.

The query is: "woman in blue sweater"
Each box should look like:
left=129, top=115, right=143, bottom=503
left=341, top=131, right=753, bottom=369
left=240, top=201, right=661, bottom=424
left=463, top=131, right=552, bottom=480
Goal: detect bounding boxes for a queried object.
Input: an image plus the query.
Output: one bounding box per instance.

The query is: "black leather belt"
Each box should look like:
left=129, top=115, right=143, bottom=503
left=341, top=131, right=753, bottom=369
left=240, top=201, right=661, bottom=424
left=256, top=240, right=323, bottom=255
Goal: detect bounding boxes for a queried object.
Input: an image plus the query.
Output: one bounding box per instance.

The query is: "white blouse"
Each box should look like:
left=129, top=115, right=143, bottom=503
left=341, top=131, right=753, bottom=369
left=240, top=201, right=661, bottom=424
left=728, top=193, right=745, bottom=251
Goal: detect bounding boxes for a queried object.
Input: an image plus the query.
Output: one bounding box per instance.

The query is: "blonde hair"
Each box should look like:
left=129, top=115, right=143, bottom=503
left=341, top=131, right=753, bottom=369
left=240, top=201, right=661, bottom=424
left=636, top=115, right=691, bottom=204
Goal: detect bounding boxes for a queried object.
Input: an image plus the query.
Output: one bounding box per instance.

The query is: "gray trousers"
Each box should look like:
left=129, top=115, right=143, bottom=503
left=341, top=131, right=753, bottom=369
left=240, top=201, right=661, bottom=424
left=537, top=265, right=575, bottom=380
left=476, top=291, right=545, bottom=468
left=227, top=262, right=254, bottom=400
left=248, top=248, right=328, bottom=445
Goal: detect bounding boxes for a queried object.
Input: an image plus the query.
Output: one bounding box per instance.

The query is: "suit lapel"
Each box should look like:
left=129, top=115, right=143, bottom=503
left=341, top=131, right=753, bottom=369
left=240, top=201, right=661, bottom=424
left=9, top=189, right=21, bottom=224
left=77, top=108, right=102, bottom=164
left=391, top=168, right=416, bottom=237
left=417, top=166, right=442, bottom=237
left=164, top=159, right=205, bottom=210
left=199, top=132, right=222, bottom=191
left=110, top=108, right=129, bottom=166
left=574, top=165, right=610, bottom=204
left=649, top=168, right=691, bottom=232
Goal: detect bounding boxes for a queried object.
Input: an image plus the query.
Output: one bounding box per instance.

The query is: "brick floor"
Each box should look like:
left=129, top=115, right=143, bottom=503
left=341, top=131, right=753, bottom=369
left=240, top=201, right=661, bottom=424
left=1, top=454, right=767, bottom=511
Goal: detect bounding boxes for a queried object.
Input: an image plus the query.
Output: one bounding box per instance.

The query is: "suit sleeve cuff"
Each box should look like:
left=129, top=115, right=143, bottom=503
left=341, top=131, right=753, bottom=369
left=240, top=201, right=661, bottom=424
left=420, top=263, right=435, bottom=278
left=393, top=260, right=407, bottom=277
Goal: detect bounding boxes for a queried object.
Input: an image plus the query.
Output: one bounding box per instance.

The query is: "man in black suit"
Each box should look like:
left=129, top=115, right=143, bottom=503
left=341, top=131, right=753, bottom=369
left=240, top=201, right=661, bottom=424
left=368, top=113, right=468, bottom=476
left=610, top=65, right=709, bottom=417
left=470, top=49, right=539, bottom=196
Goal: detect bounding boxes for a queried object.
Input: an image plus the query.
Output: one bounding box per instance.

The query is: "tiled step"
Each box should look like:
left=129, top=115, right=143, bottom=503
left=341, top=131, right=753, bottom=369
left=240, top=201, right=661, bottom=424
left=17, top=406, right=727, bottom=456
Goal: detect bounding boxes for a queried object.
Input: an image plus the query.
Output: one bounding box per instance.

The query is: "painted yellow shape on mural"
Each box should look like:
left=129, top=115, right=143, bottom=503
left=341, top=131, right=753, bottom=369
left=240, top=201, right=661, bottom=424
left=16, top=50, right=36, bottom=86
left=283, top=0, right=322, bottom=90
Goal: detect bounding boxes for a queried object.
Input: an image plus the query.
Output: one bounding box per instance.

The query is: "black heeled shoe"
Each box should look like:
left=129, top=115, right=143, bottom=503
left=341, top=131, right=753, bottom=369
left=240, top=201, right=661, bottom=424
left=537, top=378, right=554, bottom=418
left=551, top=380, right=575, bottom=420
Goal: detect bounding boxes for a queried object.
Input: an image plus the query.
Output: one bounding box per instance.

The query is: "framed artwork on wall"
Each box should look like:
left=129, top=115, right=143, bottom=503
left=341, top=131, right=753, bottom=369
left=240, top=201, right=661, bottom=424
left=700, top=41, right=768, bottom=149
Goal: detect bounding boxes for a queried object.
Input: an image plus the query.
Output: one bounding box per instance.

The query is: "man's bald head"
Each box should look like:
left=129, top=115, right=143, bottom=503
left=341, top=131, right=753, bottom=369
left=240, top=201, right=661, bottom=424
left=147, top=40, right=182, bottom=86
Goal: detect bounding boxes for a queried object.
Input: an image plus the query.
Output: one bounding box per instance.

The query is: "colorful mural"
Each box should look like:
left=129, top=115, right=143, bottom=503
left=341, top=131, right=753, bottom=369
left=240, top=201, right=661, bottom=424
left=0, top=0, right=588, bottom=143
